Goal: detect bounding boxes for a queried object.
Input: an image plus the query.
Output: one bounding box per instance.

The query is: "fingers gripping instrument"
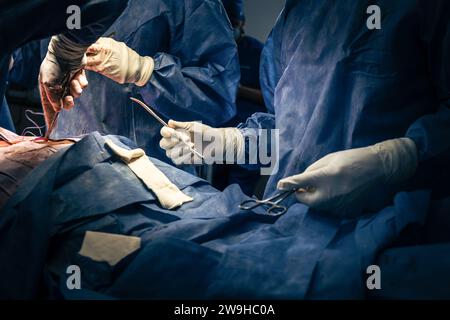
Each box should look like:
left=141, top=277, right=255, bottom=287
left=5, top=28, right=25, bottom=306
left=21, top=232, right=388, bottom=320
left=130, top=97, right=204, bottom=160
left=41, top=68, right=83, bottom=142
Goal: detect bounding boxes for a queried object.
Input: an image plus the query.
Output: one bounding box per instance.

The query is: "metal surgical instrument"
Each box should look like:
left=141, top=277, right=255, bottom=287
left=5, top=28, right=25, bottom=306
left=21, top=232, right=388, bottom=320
left=130, top=97, right=204, bottom=159
left=239, top=187, right=315, bottom=216
left=239, top=189, right=297, bottom=216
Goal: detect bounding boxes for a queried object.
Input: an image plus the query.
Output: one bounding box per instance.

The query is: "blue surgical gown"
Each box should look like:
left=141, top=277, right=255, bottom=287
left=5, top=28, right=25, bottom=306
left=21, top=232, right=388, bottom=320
left=8, top=41, right=42, bottom=90
left=52, top=0, right=240, bottom=164
left=0, top=0, right=129, bottom=133
left=239, top=0, right=450, bottom=206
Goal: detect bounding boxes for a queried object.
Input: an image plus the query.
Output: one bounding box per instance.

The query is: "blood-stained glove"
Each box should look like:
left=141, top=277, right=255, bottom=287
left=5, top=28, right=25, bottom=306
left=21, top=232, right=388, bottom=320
left=39, top=35, right=89, bottom=128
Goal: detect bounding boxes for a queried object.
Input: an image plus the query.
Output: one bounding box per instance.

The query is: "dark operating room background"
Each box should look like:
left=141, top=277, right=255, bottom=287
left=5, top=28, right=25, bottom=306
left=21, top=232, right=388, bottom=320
left=244, top=0, right=284, bottom=42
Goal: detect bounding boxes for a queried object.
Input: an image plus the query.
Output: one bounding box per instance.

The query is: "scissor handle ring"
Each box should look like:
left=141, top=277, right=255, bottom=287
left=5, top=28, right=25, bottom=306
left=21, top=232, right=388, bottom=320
left=267, top=205, right=287, bottom=216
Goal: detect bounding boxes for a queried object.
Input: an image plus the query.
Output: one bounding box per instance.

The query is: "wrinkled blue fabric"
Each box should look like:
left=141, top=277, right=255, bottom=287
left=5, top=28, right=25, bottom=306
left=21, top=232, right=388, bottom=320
left=239, top=0, right=450, bottom=203
left=0, top=0, right=129, bottom=138
left=52, top=0, right=240, bottom=165
left=0, top=133, right=430, bottom=299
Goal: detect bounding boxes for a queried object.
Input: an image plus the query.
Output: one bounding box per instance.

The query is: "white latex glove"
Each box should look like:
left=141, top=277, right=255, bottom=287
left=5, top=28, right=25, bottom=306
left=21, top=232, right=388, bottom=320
left=277, top=138, right=418, bottom=217
left=85, top=37, right=154, bottom=86
left=39, top=35, right=89, bottom=127
left=159, top=120, right=245, bottom=165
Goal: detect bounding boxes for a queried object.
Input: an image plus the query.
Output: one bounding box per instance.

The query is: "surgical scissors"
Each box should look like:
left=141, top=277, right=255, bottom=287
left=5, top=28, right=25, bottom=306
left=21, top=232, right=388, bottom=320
left=239, top=189, right=297, bottom=216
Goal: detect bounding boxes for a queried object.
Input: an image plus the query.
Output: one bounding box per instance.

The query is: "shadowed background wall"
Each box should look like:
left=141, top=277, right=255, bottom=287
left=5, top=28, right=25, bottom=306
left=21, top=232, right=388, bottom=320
left=244, top=0, right=285, bottom=42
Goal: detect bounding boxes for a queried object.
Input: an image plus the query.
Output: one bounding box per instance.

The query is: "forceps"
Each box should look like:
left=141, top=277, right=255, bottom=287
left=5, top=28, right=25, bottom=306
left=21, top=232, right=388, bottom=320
left=239, top=187, right=315, bottom=216
left=130, top=97, right=204, bottom=159
left=239, top=189, right=297, bottom=216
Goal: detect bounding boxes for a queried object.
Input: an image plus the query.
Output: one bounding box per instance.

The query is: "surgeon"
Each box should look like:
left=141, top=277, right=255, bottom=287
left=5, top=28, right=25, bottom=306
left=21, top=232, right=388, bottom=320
left=52, top=0, right=240, bottom=166
left=0, top=0, right=128, bottom=135
left=160, top=0, right=450, bottom=218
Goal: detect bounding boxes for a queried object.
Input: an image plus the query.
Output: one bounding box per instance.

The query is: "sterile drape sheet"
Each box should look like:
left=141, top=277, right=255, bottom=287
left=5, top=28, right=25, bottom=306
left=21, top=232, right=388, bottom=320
left=0, top=133, right=433, bottom=299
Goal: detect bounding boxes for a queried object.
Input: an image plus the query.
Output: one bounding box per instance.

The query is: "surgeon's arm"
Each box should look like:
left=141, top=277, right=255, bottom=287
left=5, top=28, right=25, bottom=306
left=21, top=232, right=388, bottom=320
left=277, top=1, right=450, bottom=217
left=137, top=1, right=240, bottom=127
left=85, top=1, right=240, bottom=127
left=405, top=0, right=450, bottom=163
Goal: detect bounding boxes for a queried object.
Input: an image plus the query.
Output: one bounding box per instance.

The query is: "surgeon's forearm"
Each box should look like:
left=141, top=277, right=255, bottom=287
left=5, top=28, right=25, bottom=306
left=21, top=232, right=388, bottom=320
left=139, top=52, right=239, bottom=127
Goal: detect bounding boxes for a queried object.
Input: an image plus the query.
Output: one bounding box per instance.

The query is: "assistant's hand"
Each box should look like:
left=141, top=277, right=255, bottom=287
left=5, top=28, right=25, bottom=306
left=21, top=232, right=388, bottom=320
left=85, top=37, right=154, bottom=86
left=159, top=120, right=244, bottom=165
left=277, top=138, right=418, bottom=217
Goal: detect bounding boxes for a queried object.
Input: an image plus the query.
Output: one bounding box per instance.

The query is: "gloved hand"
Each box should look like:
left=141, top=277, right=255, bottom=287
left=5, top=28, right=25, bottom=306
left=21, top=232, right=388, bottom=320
left=39, top=35, right=89, bottom=127
left=277, top=138, right=418, bottom=217
left=160, top=120, right=245, bottom=165
left=85, top=37, right=154, bottom=86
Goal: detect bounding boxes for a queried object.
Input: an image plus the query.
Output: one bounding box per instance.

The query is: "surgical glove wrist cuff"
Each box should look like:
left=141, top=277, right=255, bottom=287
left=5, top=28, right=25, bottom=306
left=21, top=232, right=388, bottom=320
left=47, top=35, right=88, bottom=70
left=372, top=137, right=418, bottom=184
left=134, top=56, right=155, bottom=87
left=117, top=41, right=153, bottom=85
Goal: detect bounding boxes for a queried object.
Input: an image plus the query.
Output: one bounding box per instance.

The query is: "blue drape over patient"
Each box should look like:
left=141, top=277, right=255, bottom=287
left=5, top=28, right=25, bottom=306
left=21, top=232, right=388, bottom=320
left=0, top=133, right=431, bottom=299
left=52, top=0, right=240, bottom=164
